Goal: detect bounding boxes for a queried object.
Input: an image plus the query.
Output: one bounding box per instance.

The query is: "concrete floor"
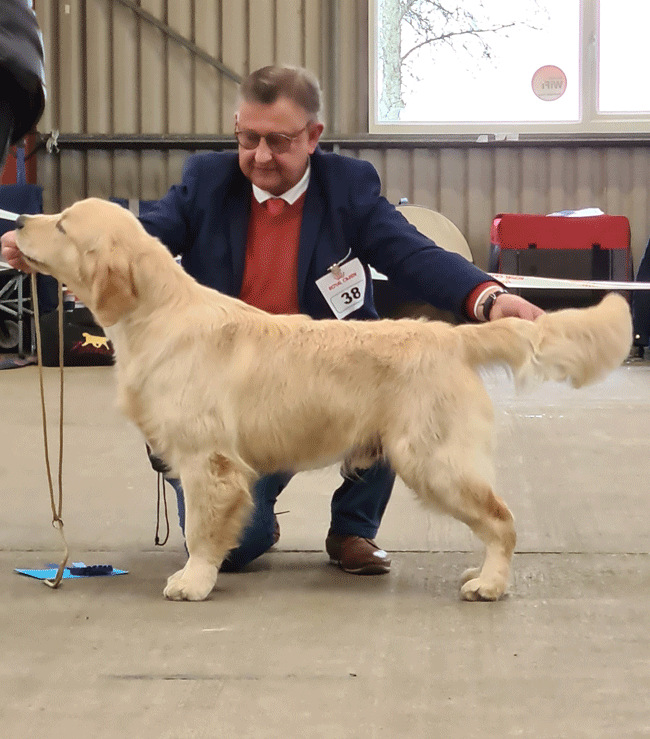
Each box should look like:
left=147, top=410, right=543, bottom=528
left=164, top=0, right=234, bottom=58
left=1, top=360, right=649, bottom=738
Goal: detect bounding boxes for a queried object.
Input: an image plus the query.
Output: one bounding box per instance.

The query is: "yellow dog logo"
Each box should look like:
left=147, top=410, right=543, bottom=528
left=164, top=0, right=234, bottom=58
left=81, top=333, right=110, bottom=349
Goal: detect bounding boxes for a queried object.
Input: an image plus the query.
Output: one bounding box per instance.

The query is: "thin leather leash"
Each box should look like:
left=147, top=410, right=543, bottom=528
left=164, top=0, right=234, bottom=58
left=155, top=472, right=170, bottom=546
left=28, top=273, right=168, bottom=572
left=30, top=272, right=69, bottom=588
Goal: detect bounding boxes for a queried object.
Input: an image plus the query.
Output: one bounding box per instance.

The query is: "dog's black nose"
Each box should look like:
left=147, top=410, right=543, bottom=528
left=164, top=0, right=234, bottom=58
left=14, top=215, right=25, bottom=230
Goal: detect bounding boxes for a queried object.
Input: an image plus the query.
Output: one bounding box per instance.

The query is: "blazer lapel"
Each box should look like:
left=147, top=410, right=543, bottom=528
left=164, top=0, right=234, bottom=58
left=297, top=180, right=324, bottom=309
left=229, top=186, right=252, bottom=296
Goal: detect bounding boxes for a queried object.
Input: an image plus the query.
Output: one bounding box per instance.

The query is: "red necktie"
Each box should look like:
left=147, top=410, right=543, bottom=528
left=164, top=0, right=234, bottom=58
left=265, top=198, right=286, bottom=216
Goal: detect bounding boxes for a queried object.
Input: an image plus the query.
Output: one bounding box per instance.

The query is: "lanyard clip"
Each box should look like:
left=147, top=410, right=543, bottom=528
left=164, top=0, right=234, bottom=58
left=328, top=248, right=352, bottom=280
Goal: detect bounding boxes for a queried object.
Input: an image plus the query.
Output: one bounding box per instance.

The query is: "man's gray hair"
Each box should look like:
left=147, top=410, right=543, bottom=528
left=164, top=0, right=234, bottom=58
left=239, top=65, right=321, bottom=118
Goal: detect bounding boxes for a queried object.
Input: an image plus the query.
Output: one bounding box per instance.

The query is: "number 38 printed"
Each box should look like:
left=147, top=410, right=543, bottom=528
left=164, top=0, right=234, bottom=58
left=340, top=286, right=362, bottom=304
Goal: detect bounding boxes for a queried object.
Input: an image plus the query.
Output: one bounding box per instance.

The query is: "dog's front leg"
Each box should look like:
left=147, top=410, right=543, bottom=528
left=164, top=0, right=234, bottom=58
left=163, top=454, right=253, bottom=601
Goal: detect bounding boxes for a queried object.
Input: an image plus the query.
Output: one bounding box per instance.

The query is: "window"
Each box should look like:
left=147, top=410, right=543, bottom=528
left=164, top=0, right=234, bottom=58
left=369, top=0, right=650, bottom=135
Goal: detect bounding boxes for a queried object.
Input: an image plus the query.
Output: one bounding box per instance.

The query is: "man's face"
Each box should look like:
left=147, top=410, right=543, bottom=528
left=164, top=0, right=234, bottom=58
left=236, top=96, right=323, bottom=195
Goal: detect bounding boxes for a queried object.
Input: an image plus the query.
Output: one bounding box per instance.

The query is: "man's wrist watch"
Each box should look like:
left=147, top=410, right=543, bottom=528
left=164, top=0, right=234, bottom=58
left=481, top=289, right=509, bottom=321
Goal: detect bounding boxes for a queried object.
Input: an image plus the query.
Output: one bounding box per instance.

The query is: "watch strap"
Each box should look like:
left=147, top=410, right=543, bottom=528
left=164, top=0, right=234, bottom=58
left=482, top=289, right=509, bottom=321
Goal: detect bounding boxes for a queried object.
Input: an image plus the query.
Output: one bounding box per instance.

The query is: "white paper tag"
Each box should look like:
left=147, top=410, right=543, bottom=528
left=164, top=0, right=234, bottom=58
left=316, top=257, right=367, bottom=319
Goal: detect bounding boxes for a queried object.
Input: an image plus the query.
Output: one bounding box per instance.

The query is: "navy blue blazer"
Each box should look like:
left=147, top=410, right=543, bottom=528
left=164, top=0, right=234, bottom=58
left=139, top=148, right=493, bottom=320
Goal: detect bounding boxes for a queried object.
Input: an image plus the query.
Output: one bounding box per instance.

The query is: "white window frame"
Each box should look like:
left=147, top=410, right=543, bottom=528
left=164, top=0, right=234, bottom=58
left=368, top=0, right=650, bottom=136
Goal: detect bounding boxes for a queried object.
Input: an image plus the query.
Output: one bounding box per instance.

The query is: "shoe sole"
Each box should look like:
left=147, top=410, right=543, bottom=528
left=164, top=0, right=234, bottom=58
left=329, top=558, right=390, bottom=575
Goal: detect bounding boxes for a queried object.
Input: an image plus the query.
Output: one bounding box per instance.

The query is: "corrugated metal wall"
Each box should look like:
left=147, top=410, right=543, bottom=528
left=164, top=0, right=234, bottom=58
left=29, top=0, right=650, bottom=269
left=361, top=145, right=650, bottom=269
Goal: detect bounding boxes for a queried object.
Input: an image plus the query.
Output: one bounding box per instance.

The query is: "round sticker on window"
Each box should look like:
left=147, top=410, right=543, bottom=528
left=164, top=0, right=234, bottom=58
left=531, top=65, right=567, bottom=101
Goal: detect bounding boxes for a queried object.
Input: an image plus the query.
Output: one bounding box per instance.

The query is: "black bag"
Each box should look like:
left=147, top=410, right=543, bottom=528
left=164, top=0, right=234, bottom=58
left=38, top=305, right=114, bottom=367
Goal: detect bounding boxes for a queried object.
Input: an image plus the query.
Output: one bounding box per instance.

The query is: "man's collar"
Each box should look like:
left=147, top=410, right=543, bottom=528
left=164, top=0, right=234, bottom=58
left=252, top=162, right=311, bottom=205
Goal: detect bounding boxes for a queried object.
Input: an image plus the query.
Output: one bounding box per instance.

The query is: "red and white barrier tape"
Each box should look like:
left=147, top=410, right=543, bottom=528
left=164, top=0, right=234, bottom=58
left=490, top=273, right=650, bottom=291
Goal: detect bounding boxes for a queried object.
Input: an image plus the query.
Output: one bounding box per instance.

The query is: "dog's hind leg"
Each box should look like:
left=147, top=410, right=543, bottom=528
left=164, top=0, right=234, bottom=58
left=398, top=462, right=515, bottom=600
left=163, top=453, right=253, bottom=601
left=388, top=427, right=516, bottom=602
left=452, top=483, right=516, bottom=601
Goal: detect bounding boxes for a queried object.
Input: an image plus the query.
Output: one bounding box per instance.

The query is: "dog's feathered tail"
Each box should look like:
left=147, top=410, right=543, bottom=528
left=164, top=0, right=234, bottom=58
left=456, top=292, right=632, bottom=389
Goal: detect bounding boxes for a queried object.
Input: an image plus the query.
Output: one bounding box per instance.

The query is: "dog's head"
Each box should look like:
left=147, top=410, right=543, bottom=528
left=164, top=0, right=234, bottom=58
left=15, top=198, right=143, bottom=326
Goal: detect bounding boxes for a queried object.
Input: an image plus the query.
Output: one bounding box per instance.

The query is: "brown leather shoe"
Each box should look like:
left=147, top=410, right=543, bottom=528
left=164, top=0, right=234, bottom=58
left=325, top=533, right=391, bottom=575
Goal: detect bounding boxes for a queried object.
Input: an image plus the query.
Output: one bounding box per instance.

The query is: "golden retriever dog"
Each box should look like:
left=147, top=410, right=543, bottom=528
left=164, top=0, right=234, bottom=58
left=14, top=198, right=633, bottom=602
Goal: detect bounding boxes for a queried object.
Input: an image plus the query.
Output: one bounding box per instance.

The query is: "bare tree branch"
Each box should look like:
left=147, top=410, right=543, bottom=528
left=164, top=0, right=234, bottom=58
left=400, top=23, right=517, bottom=64
left=378, top=0, right=549, bottom=121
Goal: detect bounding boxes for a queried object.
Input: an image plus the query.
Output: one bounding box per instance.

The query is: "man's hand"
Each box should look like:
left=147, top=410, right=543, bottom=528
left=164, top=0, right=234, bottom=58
left=490, top=292, right=544, bottom=321
left=0, top=229, right=34, bottom=273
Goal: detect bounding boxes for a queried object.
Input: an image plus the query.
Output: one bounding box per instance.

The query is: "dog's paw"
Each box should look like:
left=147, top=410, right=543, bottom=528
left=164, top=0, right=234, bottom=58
left=460, top=567, right=481, bottom=585
left=460, top=574, right=507, bottom=602
left=163, top=561, right=217, bottom=601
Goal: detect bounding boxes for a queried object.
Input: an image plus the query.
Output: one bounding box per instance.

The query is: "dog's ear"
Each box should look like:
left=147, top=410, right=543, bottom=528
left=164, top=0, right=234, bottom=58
left=89, top=237, right=138, bottom=326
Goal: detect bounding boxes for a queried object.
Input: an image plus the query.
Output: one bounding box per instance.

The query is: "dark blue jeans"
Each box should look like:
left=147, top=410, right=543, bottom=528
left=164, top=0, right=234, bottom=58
left=166, top=462, right=394, bottom=571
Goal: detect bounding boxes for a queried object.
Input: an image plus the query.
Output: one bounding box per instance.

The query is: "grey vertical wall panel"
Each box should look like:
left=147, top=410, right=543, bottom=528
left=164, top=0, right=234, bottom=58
left=438, top=150, right=468, bottom=240
left=59, top=152, right=86, bottom=208
left=336, top=0, right=368, bottom=133
left=248, top=0, right=275, bottom=71
left=493, top=149, right=521, bottom=216
left=138, top=0, right=167, bottom=205
left=140, top=150, right=168, bottom=201
left=194, top=0, right=221, bottom=133
left=303, top=1, right=322, bottom=73
left=467, top=150, right=494, bottom=259
left=220, top=1, right=246, bottom=130
left=604, top=149, right=632, bottom=218
left=382, top=149, right=411, bottom=206
left=140, top=0, right=166, bottom=134
left=28, top=0, right=650, bottom=269
left=411, top=150, right=440, bottom=210
left=166, top=5, right=193, bottom=134
left=112, top=150, right=139, bottom=200
left=275, top=0, right=304, bottom=66
left=88, top=152, right=113, bottom=200
left=113, top=2, right=139, bottom=134
left=85, top=1, right=111, bottom=133
left=57, top=2, right=84, bottom=133
left=547, top=148, right=570, bottom=214
left=576, top=148, right=604, bottom=212
left=520, top=149, right=549, bottom=214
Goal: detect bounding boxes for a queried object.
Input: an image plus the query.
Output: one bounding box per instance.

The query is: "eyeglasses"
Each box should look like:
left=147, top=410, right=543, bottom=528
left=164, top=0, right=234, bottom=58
left=234, top=124, right=310, bottom=154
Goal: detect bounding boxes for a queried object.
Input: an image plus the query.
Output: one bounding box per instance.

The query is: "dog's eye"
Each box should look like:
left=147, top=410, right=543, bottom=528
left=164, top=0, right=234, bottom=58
left=56, top=220, right=66, bottom=234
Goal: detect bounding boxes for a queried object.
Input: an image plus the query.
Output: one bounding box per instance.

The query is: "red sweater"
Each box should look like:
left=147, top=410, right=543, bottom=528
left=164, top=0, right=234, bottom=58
left=239, top=193, right=306, bottom=314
